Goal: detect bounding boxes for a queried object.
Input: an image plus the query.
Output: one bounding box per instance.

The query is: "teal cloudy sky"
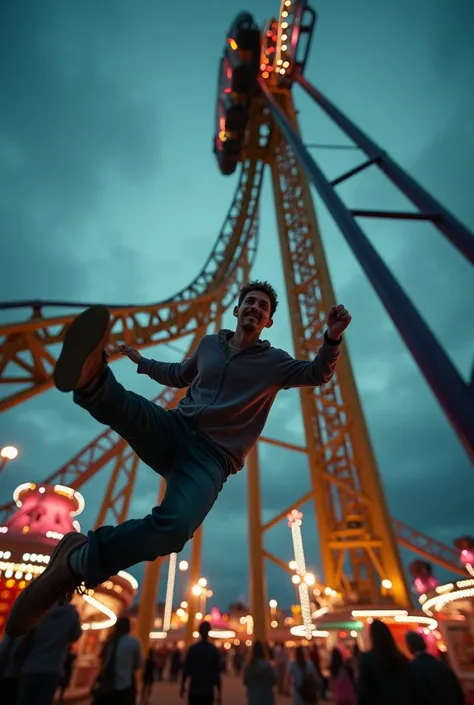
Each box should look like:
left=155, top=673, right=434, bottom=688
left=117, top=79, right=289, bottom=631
left=0, top=0, right=473, bottom=610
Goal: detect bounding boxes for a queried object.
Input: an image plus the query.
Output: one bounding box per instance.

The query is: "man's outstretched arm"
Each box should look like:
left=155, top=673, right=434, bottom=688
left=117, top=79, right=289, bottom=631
left=120, top=343, right=200, bottom=388
left=277, top=304, right=351, bottom=389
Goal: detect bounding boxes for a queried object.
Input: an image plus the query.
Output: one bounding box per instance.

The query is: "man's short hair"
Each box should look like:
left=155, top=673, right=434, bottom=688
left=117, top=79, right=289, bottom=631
left=405, top=630, right=426, bottom=653
left=238, top=280, right=278, bottom=317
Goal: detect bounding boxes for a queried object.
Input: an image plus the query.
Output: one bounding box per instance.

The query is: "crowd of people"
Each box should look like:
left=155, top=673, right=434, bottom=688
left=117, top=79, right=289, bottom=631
left=240, top=619, right=466, bottom=705
left=0, top=610, right=468, bottom=705
left=110, top=618, right=467, bottom=705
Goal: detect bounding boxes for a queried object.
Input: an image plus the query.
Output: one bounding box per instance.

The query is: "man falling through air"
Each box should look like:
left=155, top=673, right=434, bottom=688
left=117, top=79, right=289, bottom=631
left=6, top=280, right=351, bottom=637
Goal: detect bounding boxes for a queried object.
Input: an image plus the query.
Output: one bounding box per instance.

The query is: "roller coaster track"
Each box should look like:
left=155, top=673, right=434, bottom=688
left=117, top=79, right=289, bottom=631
left=0, top=129, right=266, bottom=413
left=392, top=518, right=465, bottom=578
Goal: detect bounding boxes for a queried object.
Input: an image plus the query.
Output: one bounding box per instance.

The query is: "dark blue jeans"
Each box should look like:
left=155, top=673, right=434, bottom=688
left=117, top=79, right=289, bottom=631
left=74, top=369, right=229, bottom=588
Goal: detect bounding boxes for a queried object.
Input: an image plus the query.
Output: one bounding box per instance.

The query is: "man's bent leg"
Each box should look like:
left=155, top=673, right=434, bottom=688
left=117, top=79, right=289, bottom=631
left=74, top=368, right=176, bottom=476
left=80, top=422, right=228, bottom=586
left=54, top=302, right=176, bottom=475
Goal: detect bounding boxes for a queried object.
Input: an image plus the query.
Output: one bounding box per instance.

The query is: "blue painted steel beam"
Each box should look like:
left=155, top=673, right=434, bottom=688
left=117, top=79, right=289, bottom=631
left=296, top=75, right=474, bottom=267
left=260, top=78, right=474, bottom=462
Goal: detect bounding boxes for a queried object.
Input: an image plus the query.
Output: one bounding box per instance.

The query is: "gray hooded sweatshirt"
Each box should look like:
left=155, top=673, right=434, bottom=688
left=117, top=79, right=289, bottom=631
left=138, top=329, right=341, bottom=472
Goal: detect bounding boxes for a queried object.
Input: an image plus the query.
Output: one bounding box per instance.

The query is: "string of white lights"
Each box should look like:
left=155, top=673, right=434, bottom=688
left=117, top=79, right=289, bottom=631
left=163, top=553, right=177, bottom=632
left=288, top=509, right=313, bottom=640
left=82, top=593, right=117, bottom=631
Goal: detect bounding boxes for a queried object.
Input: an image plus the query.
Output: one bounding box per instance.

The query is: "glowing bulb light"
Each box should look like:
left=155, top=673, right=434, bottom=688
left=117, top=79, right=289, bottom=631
left=117, top=571, right=139, bottom=591
left=420, top=579, right=474, bottom=616
left=82, top=593, right=117, bottom=630
left=209, top=629, right=235, bottom=639
left=287, top=508, right=312, bottom=640
left=291, top=625, right=329, bottom=638
left=1, top=446, right=18, bottom=460
left=393, top=615, right=438, bottom=630
left=246, top=615, right=254, bottom=635
left=163, top=553, right=177, bottom=632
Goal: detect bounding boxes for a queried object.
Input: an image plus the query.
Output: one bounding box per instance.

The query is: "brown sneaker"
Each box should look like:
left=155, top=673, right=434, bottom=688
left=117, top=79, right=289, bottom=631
left=5, top=532, right=87, bottom=638
left=54, top=305, right=111, bottom=393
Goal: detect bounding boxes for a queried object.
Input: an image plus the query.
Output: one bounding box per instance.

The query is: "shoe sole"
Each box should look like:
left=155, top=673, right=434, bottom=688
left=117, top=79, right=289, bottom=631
left=5, top=532, right=87, bottom=638
left=54, top=305, right=111, bottom=393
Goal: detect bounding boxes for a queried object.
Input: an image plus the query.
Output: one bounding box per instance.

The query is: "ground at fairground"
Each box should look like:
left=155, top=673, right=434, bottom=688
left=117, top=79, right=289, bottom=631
left=76, top=673, right=331, bottom=704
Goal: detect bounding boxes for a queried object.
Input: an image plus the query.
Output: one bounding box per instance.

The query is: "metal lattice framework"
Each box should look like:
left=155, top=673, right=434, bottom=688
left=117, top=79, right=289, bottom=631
left=267, top=113, right=410, bottom=605
left=1, top=3, right=473, bottom=647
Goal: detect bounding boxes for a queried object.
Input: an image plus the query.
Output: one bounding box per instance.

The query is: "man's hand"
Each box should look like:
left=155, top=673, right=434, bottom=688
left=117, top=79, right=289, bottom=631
left=119, top=344, right=142, bottom=364
left=326, top=304, right=352, bottom=341
left=179, top=687, right=185, bottom=699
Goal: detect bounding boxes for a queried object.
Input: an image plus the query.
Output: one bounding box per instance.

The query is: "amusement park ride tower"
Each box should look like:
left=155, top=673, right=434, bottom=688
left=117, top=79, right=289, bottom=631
left=0, top=1, right=473, bottom=649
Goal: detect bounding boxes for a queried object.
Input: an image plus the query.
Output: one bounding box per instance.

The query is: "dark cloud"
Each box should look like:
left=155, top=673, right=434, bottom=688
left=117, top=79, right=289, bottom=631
left=0, top=3, right=160, bottom=303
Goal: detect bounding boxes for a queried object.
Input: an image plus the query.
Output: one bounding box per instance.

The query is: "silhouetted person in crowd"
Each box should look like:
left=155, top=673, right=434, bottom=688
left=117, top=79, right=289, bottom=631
left=170, top=644, right=183, bottom=681
left=181, top=621, right=222, bottom=705
left=141, top=648, right=156, bottom=704
left=243, top=640, right=276, bottom=705
left=405, top=631, right=465, bottom=705
left=0, top=629, right=34, bottom=705
left=233, top=646, right=244, bottom=676
left=347, top=642, right=360, bottom=681
left=57, top=644, right=77, bottom=704
left=0, top=601, right=81, bottom=705
left=309, top=645, right=327, bottom=699
left=92, top=616, right=141, bottom=705
left=155, top=646, right=166, bottom=680
left=357, top=619, right=418, bottom=705
left=219, top=645, right=228, bottom=674
left=288, top=645, right=320, bottom=705
left=275, top=642, right=289, bottom=696
left=329, top=647, right=356, bottom=705
left=6, top=282, right=351, bottom=640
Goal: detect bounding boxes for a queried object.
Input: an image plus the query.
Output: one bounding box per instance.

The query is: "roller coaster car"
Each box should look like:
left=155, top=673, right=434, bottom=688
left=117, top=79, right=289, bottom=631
left=213, top=12, right=260, bottom=175
left=225, top=12, right=260, bottom=93
left=213, top=99, right=243, bottom=176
